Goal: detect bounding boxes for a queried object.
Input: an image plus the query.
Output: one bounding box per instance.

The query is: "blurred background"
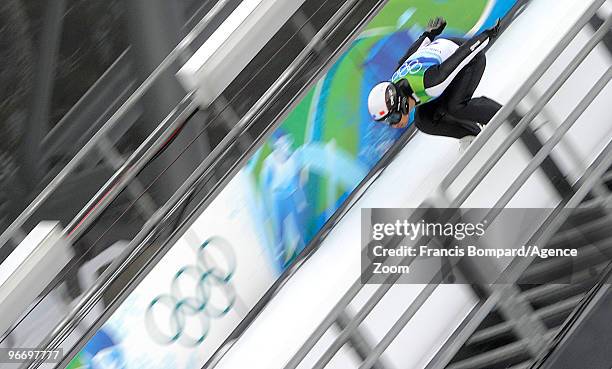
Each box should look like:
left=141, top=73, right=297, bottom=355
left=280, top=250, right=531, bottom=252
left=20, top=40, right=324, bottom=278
left=1, top=0, right=611, bottom=368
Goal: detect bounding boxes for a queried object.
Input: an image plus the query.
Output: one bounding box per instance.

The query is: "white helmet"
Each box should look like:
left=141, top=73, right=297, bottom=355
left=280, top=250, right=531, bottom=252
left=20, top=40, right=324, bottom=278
left=368, top=82, right=398, bottom=122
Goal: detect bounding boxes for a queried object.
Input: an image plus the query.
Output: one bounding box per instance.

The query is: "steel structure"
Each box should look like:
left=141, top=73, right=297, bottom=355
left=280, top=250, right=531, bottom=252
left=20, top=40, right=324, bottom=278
left=0, top=0, right=233, bottom=251
left=9, top=0, right=393, bottom=368
left=281, top=1, right=612, bottom=368
left=3, top=0, right=611, bottom=368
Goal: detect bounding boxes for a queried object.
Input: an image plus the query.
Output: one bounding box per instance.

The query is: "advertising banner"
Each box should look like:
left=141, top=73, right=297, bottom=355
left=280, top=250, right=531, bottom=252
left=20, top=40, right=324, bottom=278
left=68, top=1, right=517, bottom=368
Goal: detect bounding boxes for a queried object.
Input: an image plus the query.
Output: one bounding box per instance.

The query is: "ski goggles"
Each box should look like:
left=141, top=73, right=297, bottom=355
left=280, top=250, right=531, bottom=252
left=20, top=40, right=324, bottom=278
left=380, top=84, right=403, bottom=126
left=384, top=111, right=403, bottom=126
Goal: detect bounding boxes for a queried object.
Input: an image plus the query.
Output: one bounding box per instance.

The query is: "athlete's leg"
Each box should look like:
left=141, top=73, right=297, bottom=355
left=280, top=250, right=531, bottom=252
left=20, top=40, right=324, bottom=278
left=448, top=96, right=502, bottom=125
left=414, top=102, right=479, bottom=139
left=440, top=54, right=502, bottom=124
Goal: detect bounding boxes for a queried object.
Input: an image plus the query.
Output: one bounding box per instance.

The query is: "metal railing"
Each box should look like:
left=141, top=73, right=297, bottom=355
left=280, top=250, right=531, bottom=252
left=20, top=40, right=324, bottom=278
left=62, top=92, right=199, bottom=243
left=40, top=0, right=244, bottom=165
left=282, top=0, right=612, bottom=368
left=18, top=0, right=387, bottom=368
left=0, top=0, right=243, bottom=354
left=0, top=0, right=239, bottom=353
left=428, top=139, right=612, bottom=369
left=0, top=0, right=233, bottom=250
left=3, top=0, right=338, bottom=358
left=444, top=13, right=612, bottom=210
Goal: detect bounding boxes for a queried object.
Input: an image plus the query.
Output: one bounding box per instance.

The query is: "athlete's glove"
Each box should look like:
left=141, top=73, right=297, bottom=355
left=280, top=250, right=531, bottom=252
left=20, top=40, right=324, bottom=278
left=485, top=18, right=502, bottom=39
left=425, top=17, right=447, bottom=37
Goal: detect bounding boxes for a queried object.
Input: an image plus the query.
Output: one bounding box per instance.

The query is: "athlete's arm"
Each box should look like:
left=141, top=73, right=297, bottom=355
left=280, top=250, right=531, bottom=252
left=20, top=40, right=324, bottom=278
left=396, top=33, right=432, bottom=68
left=422, top=25, right=496, bottom=97
left=396, top=17, right=447, bottom=69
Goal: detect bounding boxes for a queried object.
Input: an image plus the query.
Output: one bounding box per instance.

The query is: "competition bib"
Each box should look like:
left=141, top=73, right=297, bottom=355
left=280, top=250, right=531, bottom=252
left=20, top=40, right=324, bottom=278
left=391, top=38, right=459, bottom=104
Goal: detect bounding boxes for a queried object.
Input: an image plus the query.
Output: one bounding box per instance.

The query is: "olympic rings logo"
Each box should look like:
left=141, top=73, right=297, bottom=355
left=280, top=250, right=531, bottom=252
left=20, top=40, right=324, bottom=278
left=145, top=236, right=237, bottom=347
left=392, top=60, right=423, bottom=81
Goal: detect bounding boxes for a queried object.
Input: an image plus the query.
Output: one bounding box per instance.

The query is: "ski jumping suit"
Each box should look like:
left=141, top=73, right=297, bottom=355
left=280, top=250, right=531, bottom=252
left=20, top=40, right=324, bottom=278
left=393, top=31, right=501, bottom=138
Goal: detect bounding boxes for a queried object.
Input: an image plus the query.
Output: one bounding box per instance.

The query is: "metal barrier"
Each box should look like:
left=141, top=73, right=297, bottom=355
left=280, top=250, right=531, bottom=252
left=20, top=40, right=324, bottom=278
left=428, top=138, right=612, bottom=369
left=0, top=0, right=233, bottom=250
left=63, top=92, right=199, bottom=243
left=4, top=0, right=334, bottom=352
left=1, top=0, right=349, bottom=362
left=445, top=14, right=612, bottom=210
left=0, top=0, right=238, bottom=354
left=282, top=0, right=612, bottom=368
left=19, top=0, right=385, bottom=367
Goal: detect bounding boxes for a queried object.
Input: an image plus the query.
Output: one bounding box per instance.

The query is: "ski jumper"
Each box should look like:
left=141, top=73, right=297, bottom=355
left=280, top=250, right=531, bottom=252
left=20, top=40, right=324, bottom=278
left=393, top=32, right=502, bottom=138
